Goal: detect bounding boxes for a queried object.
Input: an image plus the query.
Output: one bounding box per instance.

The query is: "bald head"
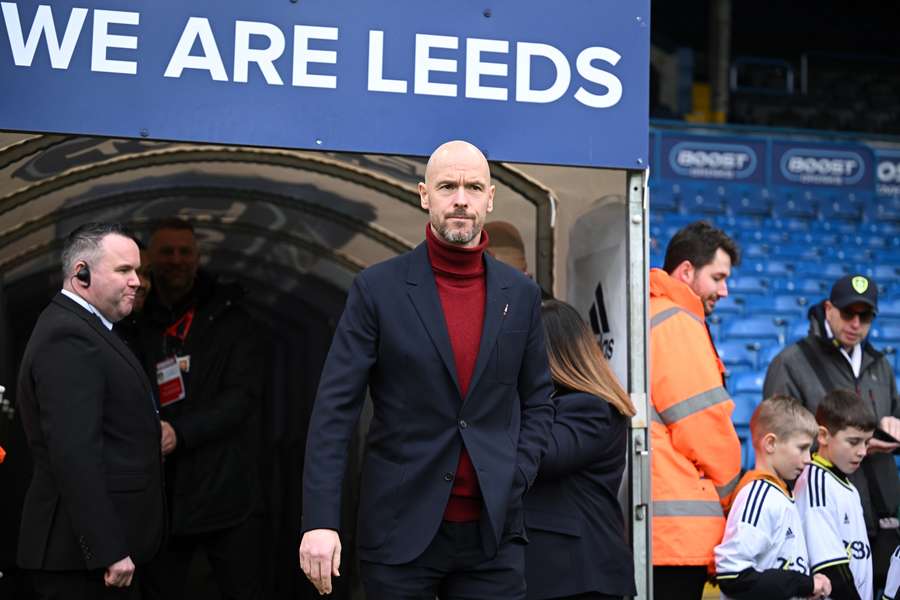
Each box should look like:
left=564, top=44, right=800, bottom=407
left=424, top=140, right=491, bottom=185
left=419, top=140, right=495, bottom=248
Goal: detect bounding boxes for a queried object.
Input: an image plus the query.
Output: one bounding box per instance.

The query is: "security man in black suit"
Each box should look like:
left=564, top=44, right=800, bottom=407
left=16, top=222, right=164, bottom=599
left=299, top=140, right=556, bottom=599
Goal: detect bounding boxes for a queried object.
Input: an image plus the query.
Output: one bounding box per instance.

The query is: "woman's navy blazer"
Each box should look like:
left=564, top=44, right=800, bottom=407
left=524, top=390, right=637, bottom=599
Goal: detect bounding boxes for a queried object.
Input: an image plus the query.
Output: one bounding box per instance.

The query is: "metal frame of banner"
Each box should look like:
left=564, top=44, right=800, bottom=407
left=627, top=169, right=651, bottom=600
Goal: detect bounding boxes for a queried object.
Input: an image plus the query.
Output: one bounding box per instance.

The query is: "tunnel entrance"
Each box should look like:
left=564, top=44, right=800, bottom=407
left=0, top=132, right=578, bottom=599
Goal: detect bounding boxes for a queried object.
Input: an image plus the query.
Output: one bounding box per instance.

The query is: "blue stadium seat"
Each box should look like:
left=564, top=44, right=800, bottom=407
left=794, top=231, right=839, bottom=247
left=823, top=247, right=873, bottom=263
left=740, top=230, right=788, bottom=245
left=741, top=437, right=756, bottom=471
left=786, top=319, right=810, bottom=344
left=771, top=278, right=826, bottom=296
left=760, top=343, right=785, bottom=369
left=727, top=191, right=771, bottom=217
left=740, top=295, right=774, bottom=312
left=844, top=233, right=888, bottom=249
left=772, top=217, right=811, bottom=232
left=868, top=265, right=900, bottom=283
left=858, top=221, right=898, bottom=236
left=717, top=340, right=757, bottom=370
left=683, top=191, right=726, bottom=215
left=773, top=196, right=817, bottom=220
left=713, top=295, right=744, bottom=317
left=844, top=191, right=873, bottom=206
left=881, top=347, right=898, bottom=372
left=871, top=321, right=900, bottom=344
left=812, top=220, right=859, bottom=234
left=773, top=294, right=809, bottom=315
left=651, top=187, right=678, bottom=212
left=793, top=262, right=847, bottom=279
left=820, top=199, right=861, bottom=221
left=879, top=297, right=900, bottom=318
left=739, top=259, right=791, bottom=277
left=728, top=275, right=770, bottom=295
left=722, top=317, right=782, bottom=344
left=741, top=242, right=770, bottom=259
left=866, top=201, right=900, bottom=223
left=731, top=393, right=758, bottom=426
left=743, top=295, right=804, bottom=321
left=730, top=371, right=766, bottom=396
left=657, top=213, right=698, bottom=228
left=723, top=215, right=766, bottom=232
left=771, top=243, right=820, bottom=261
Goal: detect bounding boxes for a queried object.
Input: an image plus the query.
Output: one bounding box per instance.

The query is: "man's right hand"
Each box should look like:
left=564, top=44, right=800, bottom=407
left=810, top=573, right=831, bottom=599
left=299, top=529, right=341, bottom=595
left=104, top=556, right=135, bottom=588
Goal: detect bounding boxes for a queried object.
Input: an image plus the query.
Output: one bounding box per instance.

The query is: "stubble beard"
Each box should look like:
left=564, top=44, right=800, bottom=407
left=434, top=215, right=481, bottom=246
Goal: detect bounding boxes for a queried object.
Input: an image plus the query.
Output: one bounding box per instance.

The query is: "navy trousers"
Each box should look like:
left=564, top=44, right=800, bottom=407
left=361, top=521, right=526, bottom=600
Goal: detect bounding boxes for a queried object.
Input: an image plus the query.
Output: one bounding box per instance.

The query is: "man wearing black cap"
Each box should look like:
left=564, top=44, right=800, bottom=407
left=765, top=273, right=900, bottom=588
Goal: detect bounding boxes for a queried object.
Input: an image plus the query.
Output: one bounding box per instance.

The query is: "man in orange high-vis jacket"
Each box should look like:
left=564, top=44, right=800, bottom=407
left=650, top=221, right=742, bottom=600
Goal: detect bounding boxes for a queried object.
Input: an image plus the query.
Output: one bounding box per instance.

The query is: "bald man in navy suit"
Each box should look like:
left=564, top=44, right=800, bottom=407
left=299, top=141, right=555, bottom=599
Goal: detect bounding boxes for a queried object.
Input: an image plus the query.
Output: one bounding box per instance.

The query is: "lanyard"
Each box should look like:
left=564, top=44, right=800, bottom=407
left=164, top=308, right=195, bottom=343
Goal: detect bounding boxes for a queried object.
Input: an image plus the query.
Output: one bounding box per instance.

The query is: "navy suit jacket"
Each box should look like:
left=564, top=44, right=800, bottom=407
left=302, top=241, right=555, bottom=564
left=524, top=391, right=636, bottom=599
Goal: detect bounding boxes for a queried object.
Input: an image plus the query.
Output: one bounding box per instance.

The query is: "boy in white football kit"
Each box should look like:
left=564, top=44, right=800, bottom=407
left=883, top=546, right=900, bottom=599
left=716, top=395, right=832, bottom=599
left=794, top=389, right=876, bottom=600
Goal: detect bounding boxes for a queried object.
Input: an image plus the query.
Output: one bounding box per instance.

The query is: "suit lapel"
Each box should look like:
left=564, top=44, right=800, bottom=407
left=465, top=254, right=509, bottom=401
left=53, top=294, right=152, bottom=395
left=406, top=243, right=461, bottom=395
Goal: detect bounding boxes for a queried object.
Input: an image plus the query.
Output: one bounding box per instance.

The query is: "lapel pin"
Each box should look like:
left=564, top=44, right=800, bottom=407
left=503, top=303, right=509, bottom=317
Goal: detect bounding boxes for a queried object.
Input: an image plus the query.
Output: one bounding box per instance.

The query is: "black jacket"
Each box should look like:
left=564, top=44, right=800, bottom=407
left=524, top=390, right=636, bottom=599
left=138, top=271, right=262, bottom=535
left=17, top=294, right=165, bottom=570
left=764, top=301, right=900, bottom=536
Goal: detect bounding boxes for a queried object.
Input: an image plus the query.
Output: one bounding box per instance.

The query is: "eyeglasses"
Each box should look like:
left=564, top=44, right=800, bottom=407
left=839, top=308, right=875, bottom=323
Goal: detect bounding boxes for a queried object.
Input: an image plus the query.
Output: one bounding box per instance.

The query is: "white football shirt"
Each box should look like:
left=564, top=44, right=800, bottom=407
left=716, top=475, right=811, bottom=600
left=794, top=455, right=872, bottom=600
left=882, top=545, right=900, bottom=600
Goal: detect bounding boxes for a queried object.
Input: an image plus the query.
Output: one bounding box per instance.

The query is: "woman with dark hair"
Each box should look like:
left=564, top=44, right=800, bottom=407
left=525, top=300, right=637, bottom=600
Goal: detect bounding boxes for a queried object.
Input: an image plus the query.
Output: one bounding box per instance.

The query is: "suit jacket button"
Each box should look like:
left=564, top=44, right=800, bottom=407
left=459, top=420, right=468, bottom=429
left=443, top=472, right=454, bottom=482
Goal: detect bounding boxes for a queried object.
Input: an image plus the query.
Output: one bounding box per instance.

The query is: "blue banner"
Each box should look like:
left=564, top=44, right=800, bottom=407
left=771, top=141, right=873, bottom=189
left=659, top=134, right=766, bottom=183
left=0, top=1, right=649, bottom=169
left=875, top=149, right=900, bottom=198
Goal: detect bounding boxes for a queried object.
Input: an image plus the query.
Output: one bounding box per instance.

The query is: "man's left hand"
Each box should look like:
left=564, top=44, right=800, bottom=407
left=161, top=421, right=178, bottom=455
left=868, top=416, right=900, bottom=454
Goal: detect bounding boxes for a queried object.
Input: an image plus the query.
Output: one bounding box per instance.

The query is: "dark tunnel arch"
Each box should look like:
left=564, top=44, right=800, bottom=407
left=0, top=134, right=556, bottom=291
left=0, top=145, right=423, bottom=219
left=0, top=186, right=416, bottom=256
left=0, top=218, right=370, bottom=278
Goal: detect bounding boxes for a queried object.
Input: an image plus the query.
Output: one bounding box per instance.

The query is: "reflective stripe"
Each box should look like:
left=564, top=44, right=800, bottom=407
left=653, top=500, right=723, bottom=518
left=650, top=306, right=703, bottom=329
left=716, top=473, right=741, bottom=499
left=658, top=386, right=730, bottom=425
left=650, top=405, right=664, bottom=425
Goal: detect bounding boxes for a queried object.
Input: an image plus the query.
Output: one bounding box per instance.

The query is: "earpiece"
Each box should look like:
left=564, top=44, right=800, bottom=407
left=75, top=264, right=91, bottom=287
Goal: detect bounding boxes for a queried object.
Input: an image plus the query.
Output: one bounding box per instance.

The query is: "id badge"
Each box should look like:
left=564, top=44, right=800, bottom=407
left=156, top=357, right=186, bottom=407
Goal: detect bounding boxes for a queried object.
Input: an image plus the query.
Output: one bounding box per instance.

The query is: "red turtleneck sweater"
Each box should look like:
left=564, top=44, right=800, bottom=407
left=425, top=224, right=488, bottom=522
